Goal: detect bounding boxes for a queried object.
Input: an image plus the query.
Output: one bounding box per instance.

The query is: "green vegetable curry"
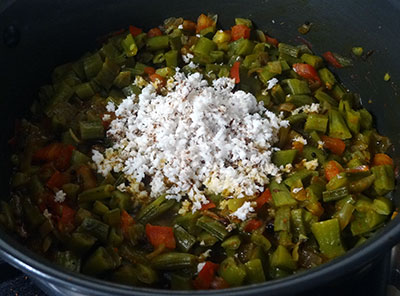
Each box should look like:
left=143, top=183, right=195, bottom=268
left=0, top=13, right=396, bottom=290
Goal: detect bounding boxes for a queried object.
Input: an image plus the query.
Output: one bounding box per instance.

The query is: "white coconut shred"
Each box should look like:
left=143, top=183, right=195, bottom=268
left=92, top=70, right=288, bottom=215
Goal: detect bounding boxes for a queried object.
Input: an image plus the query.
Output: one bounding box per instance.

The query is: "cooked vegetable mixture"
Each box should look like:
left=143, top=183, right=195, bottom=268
left=1, top=14, right=397, bottom=290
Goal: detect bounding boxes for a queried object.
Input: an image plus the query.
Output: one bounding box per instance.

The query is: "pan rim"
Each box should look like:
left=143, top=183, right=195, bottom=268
left=1, top=216, right=399, bottom=295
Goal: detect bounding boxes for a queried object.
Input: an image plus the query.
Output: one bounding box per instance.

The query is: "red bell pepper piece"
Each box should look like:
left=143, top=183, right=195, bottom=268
left=144, top=66, right=156, bottom=75
left=33, top=143, right=75, bottom=171
left=244, top=219, right=263, bottom=232
left=149, top=73, right=166, bottom=87
left=323, top=51, right=343, bottom=68
left=230, top=61, right=241, bottom=84
left=129, top=25, right=142, bottom=37
left=255, top=188, right=272, bottom=209
left=292, top=140, right=304, bottom=153
left=121, top=210, right=135, bottom=236
left=193, top=261, right=219, bottom=290
left=147, top=27, right=163, bottom=38
left=293, top=63, right=321, bottom=83
left=196, top=14, right=215, bottom=33
left=201, top=201, right=216, bottom=211
left=46, top=171, right=70, bottom=189
left=231, top=24, right=251, bottom=41
left=324, top=160, right=343, bottom=181
left=33, top=143, right=63, bottom=162
left=77, top=165, right=97, bottom=190
left=321, top=135, right=346, bottom=156
left=57, top=204, right=76, bottom=232
left=264, top=34, right=279, bottom=47
left=183, top=20, right=197, bottom=32
left=372, top=153, right=394, bottom=167
left=145, top=224, right=176, bottom=249
left=54, top=145, right=75, bottom=171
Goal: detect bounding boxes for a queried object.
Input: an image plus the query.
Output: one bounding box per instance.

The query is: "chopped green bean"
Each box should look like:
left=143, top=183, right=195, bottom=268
left=196, top=215, right=228, bottom=241
left=79, top=121, right=104, bottom=140
left=278, top=43, right=300, bottom=58
left=322, top=187, right=349, bottom=202
left=218, top=257, right=247, bottom=287
left=270, top=245, right=297, bottom=270
left=78, top=217, right=110, bottom=243
left=270, top=180, right=297, bottom=207
left=245, top=259, right=266, bottom=284
left=221, top=235, right=241, bottom=250
left=78, top=184, right=114, bottom=203
left=304, top=114, right=328, bottom=133
left=82, top=247, right=116, bottom=275
left=311, top=219, right=345, bottom=259
left=151, top=252, right=197, bottom=270
left=371, top=165, right=395, bottom=195
left=174, top=225, right=197, bottom=252
left=55, top=251, right=81, bottom=272
left=272, top=149, right=297, bottom=167
left=136, top=195, right=176, bottom=224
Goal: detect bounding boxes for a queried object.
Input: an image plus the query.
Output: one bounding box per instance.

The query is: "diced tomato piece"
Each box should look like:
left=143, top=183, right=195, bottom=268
left=58, top=204, right=76, bottom=232
left=149, top=73, right=166, bottom=87
left=46, top=171, right=70, bottom=189
left=231, top=24, right=251, bottom=41
left=147, top=27, right=163, bottom=38
left=129, top=25, right=142, bottom=37
left=144, top=66, right=156, bottom=75
left=322, top=51, right=343, bottom=68
left=293, top=63, right=321, bottom=83
left=244, top=219, right=263, bottom=232
left=372, top=153, right=394, bottom=167
left=292, top=141, right=304, bottom=153
left=77, top=165, right=97, bottom=190
left=201, top=201, right=216, bottom=211
left=54, top=145, right=75, bottom=171
left=321, top=135, right=346, bottom=155
left=183, top=20, right=197, bottom=32
left=265, top=34, right=279, bottom=47
left=230, top=61, right=241, bottom=84
left=33, top=143, right=75, bottom=171
left=33, top=143, right=63, bottom=162
left=196, top=14, right=215, bottom=33
left=255, top=188, right=272, bottom=208
left=145, top=224, right=176, bottom=249
left=324, top=160, right=343, bottom=181
left=193, top=261, right=219, bottom=290
left=121, top=210, right=135, bottom=236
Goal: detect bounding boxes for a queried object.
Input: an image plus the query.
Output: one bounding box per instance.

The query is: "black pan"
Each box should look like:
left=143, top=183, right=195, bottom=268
left=1, top=0, right=400, bottom=295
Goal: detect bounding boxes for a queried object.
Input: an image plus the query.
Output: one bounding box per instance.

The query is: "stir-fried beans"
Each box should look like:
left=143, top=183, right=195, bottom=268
left=0, top=14, right=396, bottom=290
